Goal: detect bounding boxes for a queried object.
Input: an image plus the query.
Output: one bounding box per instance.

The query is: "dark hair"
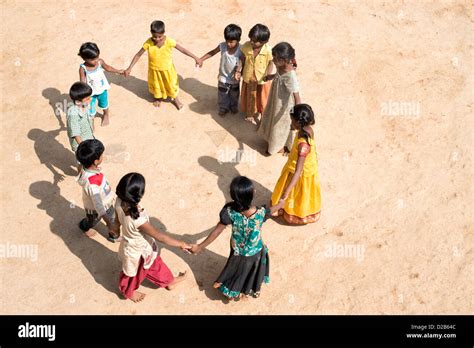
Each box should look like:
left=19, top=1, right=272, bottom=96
left=248, top=24, right=270, bottom=43
left=230, top=176, right=254, bottom=212
left=76, top=139, right=104, bottom=168
left=290, top=104, right=315, bottom=145
left=78, top=42, right=100, bottom=60
left=150, top=20, right=165, bottom=34
left=69, top=81, right=92, bottom=102
left=116, top=173, right=146, bottom=220
left=272, top=42, right=297, bottom=68
left=224, top=24, right=242, bottom=41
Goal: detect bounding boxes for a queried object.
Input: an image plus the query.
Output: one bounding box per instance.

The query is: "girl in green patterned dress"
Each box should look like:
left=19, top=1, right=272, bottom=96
left=190, top=176, right=284, bottom=299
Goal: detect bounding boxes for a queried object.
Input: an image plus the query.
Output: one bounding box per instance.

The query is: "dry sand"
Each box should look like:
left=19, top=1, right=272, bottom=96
left=0, top=0, right=472, bottom=314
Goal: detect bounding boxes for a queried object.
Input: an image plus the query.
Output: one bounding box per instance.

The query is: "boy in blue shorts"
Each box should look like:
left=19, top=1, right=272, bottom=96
left=78, top=42, right=123, bottom=126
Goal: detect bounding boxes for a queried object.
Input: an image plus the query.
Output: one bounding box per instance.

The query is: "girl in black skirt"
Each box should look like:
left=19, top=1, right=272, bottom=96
left=190, top=176, right=284, bottom=299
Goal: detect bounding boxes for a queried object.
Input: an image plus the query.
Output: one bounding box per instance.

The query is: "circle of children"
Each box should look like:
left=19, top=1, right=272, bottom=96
left=66, top=20, right=321, bottom=302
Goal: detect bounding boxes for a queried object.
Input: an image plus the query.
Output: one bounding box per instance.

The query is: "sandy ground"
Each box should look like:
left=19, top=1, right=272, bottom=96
left=0, top=0, right=472, bottom=314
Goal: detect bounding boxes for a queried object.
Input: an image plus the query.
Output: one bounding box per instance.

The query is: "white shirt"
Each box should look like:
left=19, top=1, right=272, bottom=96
left=116, top=198, right=158, bottom=277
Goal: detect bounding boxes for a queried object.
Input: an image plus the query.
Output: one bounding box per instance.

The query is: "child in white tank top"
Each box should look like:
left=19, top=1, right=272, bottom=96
left=78, top=42, right=124, bottom=126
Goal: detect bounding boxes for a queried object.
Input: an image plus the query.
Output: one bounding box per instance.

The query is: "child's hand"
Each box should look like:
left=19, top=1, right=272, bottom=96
left=180, top=241, right=192, bottom=254
left=263, top=74, right=275, bottom=82
left=107, top=226, right=121, bottom=242
left=117, top=69, right=125, bottom=75
left=194, top=58, right=202, bottom=68
left=234, top=71, right=241, bottom=81
left=122, top=68, right=131, bottom=77
left=274, top=198, right=286, bottom=210
left=190, top=244, right=202, bottom=255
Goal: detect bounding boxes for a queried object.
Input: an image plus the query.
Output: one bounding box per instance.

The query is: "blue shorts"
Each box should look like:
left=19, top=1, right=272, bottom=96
left=89, top=90, right=109, bottom=116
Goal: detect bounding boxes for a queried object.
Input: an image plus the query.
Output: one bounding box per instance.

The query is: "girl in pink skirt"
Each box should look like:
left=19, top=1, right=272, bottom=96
left=114, top=172, right=191, bottom=302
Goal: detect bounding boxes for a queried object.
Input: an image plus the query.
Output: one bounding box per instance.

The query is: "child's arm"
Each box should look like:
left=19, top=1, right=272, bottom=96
left=279, top=150, right=307, bottom=201
left=73, top=136, right=82, bottom=145
left=79, top=67, right=86, bottom=83
left=268, top=201, right=285, bottom=215
left=139, top=222, right=192, bottom=252
left=100, top=59, right=124, bottom=74
left=198, top=45, right=220, bottom=67
left=67, top=114, right=83, bottom=145
left=264, top=60, right=275, bottom=79
left=175, top=43, right=201, bottom=67
left=293, top=92, right=301, bottom=105
left=110, top=209, right=121, bottom=238
left=124, top=48, right=145, bottom=76
left=234, top=55, right=245, bottom=81
left=262, top=73, right=276, bottom=82
left=190, top=223, right=226, bottom=254
left=262, top=60, right=276, bottom=82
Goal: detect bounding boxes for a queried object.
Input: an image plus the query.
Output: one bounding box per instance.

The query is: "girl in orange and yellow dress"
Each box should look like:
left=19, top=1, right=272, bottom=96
left=271, top=104, right=321, bottom=224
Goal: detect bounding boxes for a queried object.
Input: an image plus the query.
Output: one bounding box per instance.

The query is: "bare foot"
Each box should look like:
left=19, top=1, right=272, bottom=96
left=254, top=113, right=261, bottom=125
left=84, top=229, right=97, bottom=238
left=130, top=291, right=146, bottom=303
left=171, top=98, right=183, bottom=110
left=213, top=282, right=221, bottom=289
left=101, top=112, right=110, bottom=126
left=239, top=293, right=249, bottom=301
left=153, top=99, right=161, bottom=107
left=166, top=271, right=187, bottom=290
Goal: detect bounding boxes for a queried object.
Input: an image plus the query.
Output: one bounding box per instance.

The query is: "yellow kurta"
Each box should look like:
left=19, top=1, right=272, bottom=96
left=240, top=41, right=273, bottom=85
left=271, top=135, right=321, bottom=224
left=143, top=37, right=179, bottom=99
left=240, top=41, right=273, bottom=117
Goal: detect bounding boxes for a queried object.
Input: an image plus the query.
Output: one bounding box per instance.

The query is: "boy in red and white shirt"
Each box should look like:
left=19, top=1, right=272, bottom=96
left=76, top=139, right=120, bottom=242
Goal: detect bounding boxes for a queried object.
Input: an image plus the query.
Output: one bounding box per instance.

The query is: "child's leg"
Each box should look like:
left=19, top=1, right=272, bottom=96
left=217, top=82, right=230, bottom=116
left=165, top=271, right=187, bottom=290
left=97, top=91, right=110, bottom=126
left=79, top=212, right=99, bottom=237
left=143, top=255, right=185, bottom=290
left=256, top=82, right=271, bottom=115
left=245, top=81, right=258, bottom=121
left=89, top=95, right=98, bottom=118
left=229, top=84, right=240, bottom=113
left=161, top=68, right=182, bottom=110
left=171, top=96, right=183, bottom=110
left=102, top=108, right=110, bottom=126
left=119, top=269, right=147, bottom=302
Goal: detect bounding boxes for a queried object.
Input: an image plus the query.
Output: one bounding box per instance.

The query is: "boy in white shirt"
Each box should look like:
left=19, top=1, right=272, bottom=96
left=76, top=139, right=120, bottom=242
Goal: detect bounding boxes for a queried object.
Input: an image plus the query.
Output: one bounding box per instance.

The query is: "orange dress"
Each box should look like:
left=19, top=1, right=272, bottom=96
left=240, top=41, right=272, bottom=117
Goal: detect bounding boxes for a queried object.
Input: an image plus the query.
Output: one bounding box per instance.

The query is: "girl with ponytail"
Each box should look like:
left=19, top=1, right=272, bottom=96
left=258, top=41, right=301, bottom=156
left=190, top=176, right=284, bottom=300
left=270, top=104, right=322, bottom=224
left=115, top=172, right=191, bottom=302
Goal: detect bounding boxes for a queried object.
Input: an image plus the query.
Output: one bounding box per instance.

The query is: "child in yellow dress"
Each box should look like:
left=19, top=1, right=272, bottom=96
left=271, top=104, right=321, bottom=224
left=124, top=20, right=200, bottom=110
left=236, top=24, right=274, bottom=123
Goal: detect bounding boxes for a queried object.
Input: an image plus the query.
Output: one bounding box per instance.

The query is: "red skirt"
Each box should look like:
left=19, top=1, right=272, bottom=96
left=119, top=255, right=174, bottom=299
